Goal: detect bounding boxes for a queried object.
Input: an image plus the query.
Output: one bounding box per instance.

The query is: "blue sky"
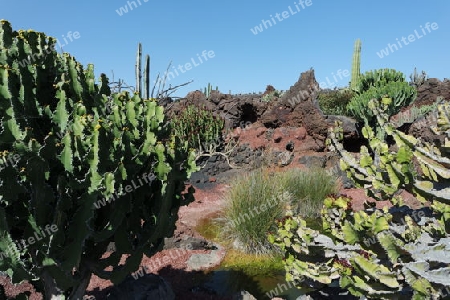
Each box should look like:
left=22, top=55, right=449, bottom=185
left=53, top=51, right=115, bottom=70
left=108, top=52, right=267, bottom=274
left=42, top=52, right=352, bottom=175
left=2, top=1, right=449, bottom=98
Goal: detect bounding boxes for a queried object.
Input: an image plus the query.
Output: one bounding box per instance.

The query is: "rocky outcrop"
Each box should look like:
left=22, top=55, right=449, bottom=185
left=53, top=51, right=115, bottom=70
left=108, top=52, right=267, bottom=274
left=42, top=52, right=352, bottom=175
left=260, top=69, right=328, bottom=137
left=413, top=78, right=450, bottom=106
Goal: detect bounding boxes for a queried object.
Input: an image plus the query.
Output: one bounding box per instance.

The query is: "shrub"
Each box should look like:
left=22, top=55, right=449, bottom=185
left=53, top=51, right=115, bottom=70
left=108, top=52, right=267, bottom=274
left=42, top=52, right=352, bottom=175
left=352, top=68, right=406, bottom=94
left=262, top=89, right=284, bottom=102
left=218, top=168, right=291, bottom=255
left=347, top=80, right=417, bottom=125
left=317, top=89, right=354, bottom=115
left=0, top=20, right=196, bottom=299
left=409, top=67, right=428, bottom=88
left=170, top=102, right=225, bottom=153
left=280, top=168, right=340, bottom=218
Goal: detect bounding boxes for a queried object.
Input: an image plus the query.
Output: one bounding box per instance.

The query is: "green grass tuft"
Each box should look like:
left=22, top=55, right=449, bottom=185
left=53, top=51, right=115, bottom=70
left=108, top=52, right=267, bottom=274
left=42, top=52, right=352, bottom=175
left=217, top=167, right=340, bottom=255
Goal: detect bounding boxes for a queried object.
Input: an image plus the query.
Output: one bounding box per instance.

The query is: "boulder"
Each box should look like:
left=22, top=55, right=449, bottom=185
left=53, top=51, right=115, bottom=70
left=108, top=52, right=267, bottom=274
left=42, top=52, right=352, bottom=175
left=279, top=68, right=320, bottom=108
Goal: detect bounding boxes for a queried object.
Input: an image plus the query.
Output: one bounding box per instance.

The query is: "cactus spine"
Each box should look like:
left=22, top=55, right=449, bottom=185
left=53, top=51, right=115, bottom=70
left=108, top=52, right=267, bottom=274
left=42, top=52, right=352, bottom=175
left=350, top=39, right=361, bottom=92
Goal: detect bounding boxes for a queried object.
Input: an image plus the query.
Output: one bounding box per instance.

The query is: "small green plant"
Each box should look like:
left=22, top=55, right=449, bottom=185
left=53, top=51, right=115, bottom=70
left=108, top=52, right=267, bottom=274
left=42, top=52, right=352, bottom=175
left=262, top=89, right=283, bottom=102
left=409, top=67, right=428, bottom=88
left=280, top=168, right=340, bottom=218
left=203, top=82, right=218, bottom=99
left=353, top=68, right=407, bottom=94
left=170, top=102, right=225, bottom=153
left=317, top=89, right=354, bottom=115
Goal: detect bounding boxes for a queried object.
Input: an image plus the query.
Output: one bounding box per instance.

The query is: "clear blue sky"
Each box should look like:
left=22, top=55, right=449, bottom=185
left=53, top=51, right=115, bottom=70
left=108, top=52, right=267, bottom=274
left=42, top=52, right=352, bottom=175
left=2, top=1, right=449, bottom=98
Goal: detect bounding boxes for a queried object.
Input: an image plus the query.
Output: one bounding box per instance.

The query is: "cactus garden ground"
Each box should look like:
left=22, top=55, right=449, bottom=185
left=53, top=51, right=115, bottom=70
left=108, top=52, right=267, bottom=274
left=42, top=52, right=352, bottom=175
left=0, top=125, right=424, bottom=300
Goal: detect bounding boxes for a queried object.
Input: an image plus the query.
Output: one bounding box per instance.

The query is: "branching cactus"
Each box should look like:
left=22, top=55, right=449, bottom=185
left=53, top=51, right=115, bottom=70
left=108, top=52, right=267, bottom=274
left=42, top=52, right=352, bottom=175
left=270, top=195, right=450, bottom=299
left=0, top=20, right=196, bottom=299
left=270, top=97, right=450, bottom=299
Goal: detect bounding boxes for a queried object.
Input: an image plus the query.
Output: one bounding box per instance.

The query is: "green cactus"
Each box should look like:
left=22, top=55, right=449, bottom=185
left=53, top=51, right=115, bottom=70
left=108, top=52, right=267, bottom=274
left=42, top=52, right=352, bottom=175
left=350, top=39, right=361, bottom=92
left=354, top=69, right=407, bottom=95
left=204, top=82, right=216, bottom=99
left=170, top=102, right=224, bottom=154
left=135, top=42, right=151, bottom=100
left=270, top=97, right=450, bottom=299
left=270, top=195, right=450, bottom=299
left=0, top=20, right=196, bottom=299
left=347, top=71, right=417, bottom=135
left=409, top=68, right=428, bottom=88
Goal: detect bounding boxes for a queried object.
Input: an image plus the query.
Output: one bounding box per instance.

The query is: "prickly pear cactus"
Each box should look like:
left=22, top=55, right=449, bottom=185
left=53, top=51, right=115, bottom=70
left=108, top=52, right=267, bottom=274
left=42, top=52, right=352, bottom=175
left=0, top=20, right=196, bottom=299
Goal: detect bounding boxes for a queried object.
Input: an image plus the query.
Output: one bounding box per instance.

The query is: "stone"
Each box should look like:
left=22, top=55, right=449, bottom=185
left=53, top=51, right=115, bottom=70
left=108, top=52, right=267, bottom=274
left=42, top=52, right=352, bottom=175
left=208, top=90, right=224, bottom=104
left=408, top=107, right=446, bottom=146
left=260, top=106, right=291, bottom=128
left=289, top=101, right=328, bottom=137
left=414, top=78, right=450, bottom=107
left=232, top=290, right=257, bottom=300
left=256, top=127, right=267, bottom=137
left=185, top=90, right=207, bottom=102
left=294, top=127, right=307, bottom=140
left=107, top=274, right=175, bottom=300
left=296, top=136, right=323, bottom=152
left=325, top=115, right=359, bottom=139
left=273, top=128, right=284, bottom=143
left=277, top=151, right=294, bottom=167
left=263, top=85, right=276, bottom=96
left=280, top=68, right=320, bottom=108
left=163, top=236, right=216, bottom=251
left=186, top=244, right=224, bottom=271
left=298, top=155, right=327, bottom=169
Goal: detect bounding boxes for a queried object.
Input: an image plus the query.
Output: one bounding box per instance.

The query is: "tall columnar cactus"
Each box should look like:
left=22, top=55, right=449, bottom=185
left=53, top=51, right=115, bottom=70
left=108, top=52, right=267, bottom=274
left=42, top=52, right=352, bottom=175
left=143, top=53, right=150, bottom=100
left=350, top=39, right=361, bottom=92
left=135, top=42, right=151, bottom=100
left=0, top=20, right=196, bottom=299
left=135, top=42, right=142, bottom=98
left=204, top=82, right=213, bottom=99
